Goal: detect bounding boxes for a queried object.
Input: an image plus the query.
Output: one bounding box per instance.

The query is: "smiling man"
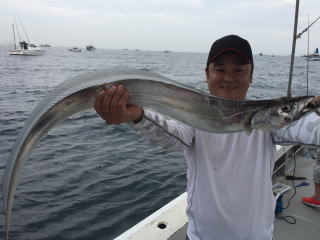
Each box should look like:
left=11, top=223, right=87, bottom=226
left=205, top=35, right=253, bottom=100
left=94, top=35, right=320, bottom=240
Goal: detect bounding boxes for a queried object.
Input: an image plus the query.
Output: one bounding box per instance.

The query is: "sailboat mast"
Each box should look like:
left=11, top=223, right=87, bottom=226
left=13, top=16, right=22, bottom=44
left=287, top=0, right=300, bottom=98
left=19, top=17, right=31, bottom=44
left=12, top=24, right=17, bottom=50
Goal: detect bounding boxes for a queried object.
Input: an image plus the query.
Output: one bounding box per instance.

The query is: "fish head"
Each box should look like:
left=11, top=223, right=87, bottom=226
left=250, top=96, right=316, bottom=130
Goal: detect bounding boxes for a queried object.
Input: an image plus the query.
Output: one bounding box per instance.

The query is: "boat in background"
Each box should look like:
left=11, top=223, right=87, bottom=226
left=9, top=21, right=45, bottom=56
left=310, top=48, right=320, bottom=61
left=9, top=42, right=45, bottom=56
left=86, top=45, right=96, bottom=51
left=40, top=44, right=51, bottom=47
left=303, top=47, right=320, bottom=61
left=69, top=47, right=81, bottom=52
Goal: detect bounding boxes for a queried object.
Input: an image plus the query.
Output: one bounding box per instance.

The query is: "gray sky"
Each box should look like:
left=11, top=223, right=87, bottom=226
left=1, top=0, right=320, bottom=55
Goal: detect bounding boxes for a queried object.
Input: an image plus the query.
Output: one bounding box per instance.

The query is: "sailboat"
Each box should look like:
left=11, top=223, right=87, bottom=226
left=9, top=19, right=45, bottom=56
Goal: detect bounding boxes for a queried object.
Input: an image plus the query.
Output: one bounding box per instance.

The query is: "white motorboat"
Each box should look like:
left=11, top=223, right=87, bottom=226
left=86, top=45, right=96, bottom=51
left=69, top=47, right=81, bottom=52
left=310, top=49, right=320, bottom=61
left=303, top=47, right=320, bottom=61
left=40, top=44, right=51, bottom=47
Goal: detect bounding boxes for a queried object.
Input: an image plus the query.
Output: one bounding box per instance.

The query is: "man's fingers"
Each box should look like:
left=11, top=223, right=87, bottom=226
left=94, top=85, right=138, bottom=124
left=110, top=85, right=124, bottom=121
left=117, top=86, right=129, bottom=116
left=94, top=90, right=105, bottom=118
left=102, top=87, right=115, bottom=123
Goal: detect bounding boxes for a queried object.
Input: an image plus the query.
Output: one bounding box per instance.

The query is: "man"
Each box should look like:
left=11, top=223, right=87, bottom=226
left=94, top=35, right=320, bottom=239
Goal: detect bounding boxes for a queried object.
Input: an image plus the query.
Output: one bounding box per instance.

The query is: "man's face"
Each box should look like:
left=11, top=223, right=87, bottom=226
left=206, top=52, right=252, bottom=100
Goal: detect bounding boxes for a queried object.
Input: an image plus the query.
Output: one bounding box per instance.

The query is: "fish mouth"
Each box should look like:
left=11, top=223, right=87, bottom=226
left=301, top=96, right=319, bottom=113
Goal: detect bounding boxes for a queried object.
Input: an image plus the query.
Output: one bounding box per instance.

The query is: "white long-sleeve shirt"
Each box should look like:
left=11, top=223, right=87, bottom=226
left=131, top=110, right=320, bottom=240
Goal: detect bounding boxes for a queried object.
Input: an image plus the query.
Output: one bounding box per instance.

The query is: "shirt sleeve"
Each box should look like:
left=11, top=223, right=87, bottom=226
left=271, top=112, right=320, bottom=147
left=129, top=109, right=195, bottom=151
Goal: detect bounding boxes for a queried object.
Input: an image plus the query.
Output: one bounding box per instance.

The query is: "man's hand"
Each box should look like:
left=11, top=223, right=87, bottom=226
left=94, top=85, right=143, bottom=124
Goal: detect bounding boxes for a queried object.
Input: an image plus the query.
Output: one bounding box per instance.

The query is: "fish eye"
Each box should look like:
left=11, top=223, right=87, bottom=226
left=281, top=104, right=292, bottom=113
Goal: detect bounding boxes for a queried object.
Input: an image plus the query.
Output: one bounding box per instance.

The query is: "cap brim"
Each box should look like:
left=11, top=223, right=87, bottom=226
left=208, top=48, right=251, bottom=63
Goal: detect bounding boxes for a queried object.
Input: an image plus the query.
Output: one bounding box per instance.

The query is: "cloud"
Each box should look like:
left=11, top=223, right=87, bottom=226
left=29, top=6, right=96, bottom=18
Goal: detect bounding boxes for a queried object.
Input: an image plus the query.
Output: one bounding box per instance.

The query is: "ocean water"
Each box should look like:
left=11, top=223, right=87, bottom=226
left=0, top=45, right=319, bottom=240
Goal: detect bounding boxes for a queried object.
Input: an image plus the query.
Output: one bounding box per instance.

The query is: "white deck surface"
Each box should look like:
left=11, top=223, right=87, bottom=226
left=115, top=147, right=320, bottom=240
left=273, top=153, right=320, bottom=240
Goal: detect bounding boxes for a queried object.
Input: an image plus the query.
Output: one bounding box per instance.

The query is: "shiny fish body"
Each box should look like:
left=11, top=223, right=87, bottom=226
left=2, top=68, right=317, bottom=239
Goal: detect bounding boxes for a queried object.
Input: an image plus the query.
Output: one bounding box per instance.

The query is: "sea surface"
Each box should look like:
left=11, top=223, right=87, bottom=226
left=0, top=45, right=319, bottom=240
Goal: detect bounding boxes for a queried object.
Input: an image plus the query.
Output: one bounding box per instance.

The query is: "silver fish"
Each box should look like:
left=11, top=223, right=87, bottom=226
left=2, top=68, right=318, bottom=239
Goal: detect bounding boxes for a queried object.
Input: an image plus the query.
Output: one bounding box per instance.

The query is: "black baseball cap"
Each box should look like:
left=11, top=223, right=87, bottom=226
left=206, top=35, right=253, bottom=69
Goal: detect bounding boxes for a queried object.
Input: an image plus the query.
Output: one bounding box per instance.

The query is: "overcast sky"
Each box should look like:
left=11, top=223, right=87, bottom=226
left=1, top=0, right=320, bottom=55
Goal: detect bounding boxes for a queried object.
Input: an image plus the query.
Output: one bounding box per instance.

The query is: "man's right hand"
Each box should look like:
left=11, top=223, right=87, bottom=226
left=94, top=85, right=143, bottom=124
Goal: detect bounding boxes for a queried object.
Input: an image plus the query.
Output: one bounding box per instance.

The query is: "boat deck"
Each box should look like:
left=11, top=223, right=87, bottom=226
left=273, top=153, right=320, bottom=240
left=115, top=147, right=320, bottom=240
left=168, top=153, right=320, bottom=240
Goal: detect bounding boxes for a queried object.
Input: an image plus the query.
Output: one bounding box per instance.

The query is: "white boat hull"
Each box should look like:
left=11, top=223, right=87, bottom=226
left=9, top=47, right=45, bottom=56
left=69, top=47, right=81, bottom=52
